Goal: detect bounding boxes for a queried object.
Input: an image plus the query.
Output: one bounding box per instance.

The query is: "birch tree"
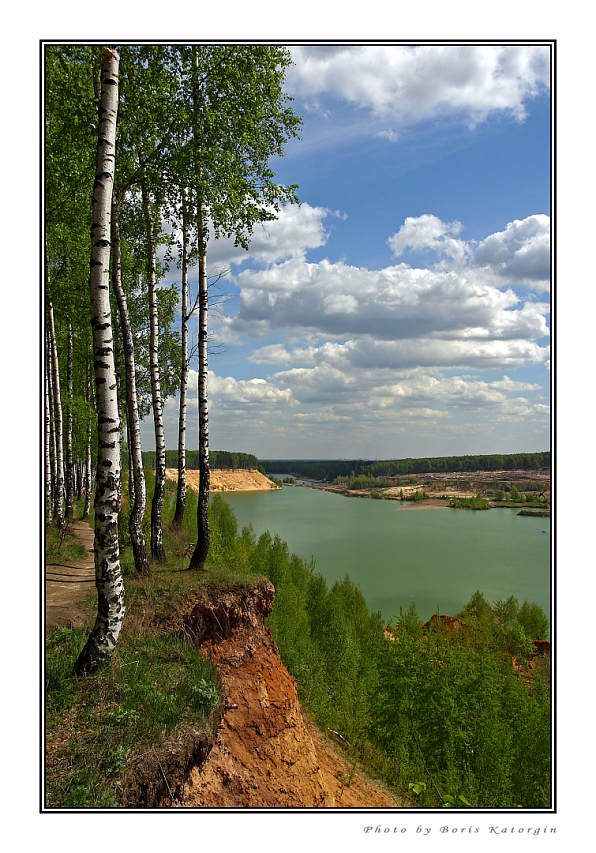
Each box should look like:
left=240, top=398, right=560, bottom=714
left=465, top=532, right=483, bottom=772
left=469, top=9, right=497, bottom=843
left=46, top=280, right=65, bottom=530
left=111, top=194, right=150, bottom=574
left=173, top=189, right=191, bottom=527
left=142, top=176, right=167, bottom=561
left=45, top=342, right=53, bottom=522
left=179, top=45, right=301, bottom=571
left=75, top=47, right=124, bottom=676
left=65, top=321, right=74, bottom=519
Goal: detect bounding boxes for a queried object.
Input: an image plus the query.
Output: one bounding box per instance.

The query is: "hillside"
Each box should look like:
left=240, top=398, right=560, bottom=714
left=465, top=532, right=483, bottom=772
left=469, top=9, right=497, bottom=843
left=165, top=468, right=280, bottom=493
left=175, top=581, right=403, bottom=808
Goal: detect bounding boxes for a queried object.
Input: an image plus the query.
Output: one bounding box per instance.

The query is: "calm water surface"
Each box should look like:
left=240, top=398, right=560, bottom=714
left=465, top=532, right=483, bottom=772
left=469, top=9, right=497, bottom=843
left=223, top=486, right=551, bottom=622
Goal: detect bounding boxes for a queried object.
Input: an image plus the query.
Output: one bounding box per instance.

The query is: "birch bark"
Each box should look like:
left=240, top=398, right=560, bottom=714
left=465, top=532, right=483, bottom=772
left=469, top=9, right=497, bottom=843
left=189, top=200, right=210, bottom=570
left=45, top=351, right=52, bottom=522
left=83, top=432, right=92, bottom=518
left=46, top=281, right=64, bottom=529
left=142, top=178, right=167, bottom=561
left=75, top=47, right=125, bottom=675
left=111, top=195, right=150, bottom=574
left=65, top=321, right=74, bottom=519
left=173, top=192, right=189, bottom=527
left=189, top=48, right=210, bottom=570
left=46, top=328, right=57, bottom=512
left=112, top=303, right=123, bottom=509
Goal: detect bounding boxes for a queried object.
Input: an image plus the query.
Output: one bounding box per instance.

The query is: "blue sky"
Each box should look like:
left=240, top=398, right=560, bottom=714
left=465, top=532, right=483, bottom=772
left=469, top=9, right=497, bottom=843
left=144, top=44, right=551, bottom=460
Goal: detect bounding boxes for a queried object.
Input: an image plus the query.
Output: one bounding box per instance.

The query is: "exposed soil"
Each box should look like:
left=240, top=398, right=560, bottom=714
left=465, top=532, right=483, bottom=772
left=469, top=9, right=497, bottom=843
left=175, top=581, right=404, bottom=809
left=45, top=519, right=95, bottom=631
left=165, top=468, right=280, bottom=493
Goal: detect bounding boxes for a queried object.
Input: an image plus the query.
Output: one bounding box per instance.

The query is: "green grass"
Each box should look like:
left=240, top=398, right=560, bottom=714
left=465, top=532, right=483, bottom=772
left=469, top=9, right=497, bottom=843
left=45, top=522, right=88, bottom=563
left=45, top=626, right=220, bottom=807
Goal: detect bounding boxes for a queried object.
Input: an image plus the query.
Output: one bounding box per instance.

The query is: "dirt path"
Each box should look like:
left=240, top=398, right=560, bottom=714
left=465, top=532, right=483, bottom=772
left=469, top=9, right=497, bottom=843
left=45, top=520, right=95, bottom=631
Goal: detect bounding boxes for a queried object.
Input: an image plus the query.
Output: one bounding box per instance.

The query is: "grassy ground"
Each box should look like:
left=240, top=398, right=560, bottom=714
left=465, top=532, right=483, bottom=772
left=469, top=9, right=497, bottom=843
left=45, top=476, right=254, bottom=808
left=46, top=521, right=88, bottom=563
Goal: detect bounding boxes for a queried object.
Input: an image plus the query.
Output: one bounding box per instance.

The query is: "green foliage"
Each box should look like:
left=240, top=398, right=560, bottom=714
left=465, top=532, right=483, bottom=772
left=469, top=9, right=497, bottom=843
left=519, top=601, right=550, bottom=640
left=400, top=490, right=430, bottom=502
left=333, top=474, right=393, bottom=490
left=449, top=496, right=491, bottom=510
left=142, top=449, right=260, bottom=471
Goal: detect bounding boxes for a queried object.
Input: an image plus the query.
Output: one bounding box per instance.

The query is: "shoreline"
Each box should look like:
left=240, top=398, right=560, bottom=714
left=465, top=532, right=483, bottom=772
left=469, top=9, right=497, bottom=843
left=284, top=482, right=549, bottom=512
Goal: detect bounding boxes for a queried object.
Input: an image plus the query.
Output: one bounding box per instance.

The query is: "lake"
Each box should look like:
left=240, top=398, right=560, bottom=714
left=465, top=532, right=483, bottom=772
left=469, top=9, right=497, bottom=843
left=223, top=486, right=551, bottom=623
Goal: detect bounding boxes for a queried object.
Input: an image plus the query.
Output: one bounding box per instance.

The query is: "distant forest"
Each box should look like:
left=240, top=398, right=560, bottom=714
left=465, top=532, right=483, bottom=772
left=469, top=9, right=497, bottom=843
left=262, top=451, right=550, bottom=482
left=142, top=450, right=261, bottom=471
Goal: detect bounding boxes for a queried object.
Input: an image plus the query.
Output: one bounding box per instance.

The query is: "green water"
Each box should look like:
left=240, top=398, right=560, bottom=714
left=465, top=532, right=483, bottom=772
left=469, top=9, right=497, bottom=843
left=223, top=486, right=551, bottom=622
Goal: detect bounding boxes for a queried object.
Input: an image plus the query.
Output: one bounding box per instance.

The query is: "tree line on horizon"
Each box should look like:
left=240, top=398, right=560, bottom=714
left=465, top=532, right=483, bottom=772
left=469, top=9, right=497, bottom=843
left=44, top=44, right=300, bottom=674
left=262, top=451, right=550, bottom=482
left=141, top=450, right=261, bottom=472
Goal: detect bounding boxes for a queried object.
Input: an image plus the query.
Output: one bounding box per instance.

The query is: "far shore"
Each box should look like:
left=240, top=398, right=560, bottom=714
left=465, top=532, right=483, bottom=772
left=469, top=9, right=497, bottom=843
left=278, top=470, right=550, bottom=513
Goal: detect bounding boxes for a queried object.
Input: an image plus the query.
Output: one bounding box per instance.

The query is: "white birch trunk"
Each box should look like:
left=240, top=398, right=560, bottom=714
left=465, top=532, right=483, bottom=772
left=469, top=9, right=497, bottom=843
left=189, top=48, right=210, bottom=570
left=142, top=178, right=166, bottom=562
left=83, top=421, right=92, bottom=519
left=46, top=282, right=64, bottom=529
left=46, top=327, right=57, bottom=513
left=83, top=364, right=93, bottom=519
left=65, top=321, right=74, bottom=519
left=111, top=195, right=150, bottom=574
left=112, top=303, right=123, bottom=509
left=75, top=47, right=125, bottom=675
left=189, top=203, right=210, bottom=570
left=174, top=192, right=189, bottom=527
left=127, top=416, right=135, bottom=506
left=45, top=354, right=52, bottom=522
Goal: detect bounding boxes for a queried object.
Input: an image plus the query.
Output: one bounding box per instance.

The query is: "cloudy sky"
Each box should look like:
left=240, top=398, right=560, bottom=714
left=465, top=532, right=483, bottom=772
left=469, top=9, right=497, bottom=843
left=143, top=43, right=551, bottom=460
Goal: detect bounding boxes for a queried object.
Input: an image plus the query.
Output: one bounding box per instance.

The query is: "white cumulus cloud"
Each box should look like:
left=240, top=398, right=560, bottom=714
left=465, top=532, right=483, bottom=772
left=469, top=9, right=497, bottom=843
left=388, top=214, right=468, bottom=263
left=474, top=214, right=550, bottom=291
left=287, top=45, right=549, bottom=126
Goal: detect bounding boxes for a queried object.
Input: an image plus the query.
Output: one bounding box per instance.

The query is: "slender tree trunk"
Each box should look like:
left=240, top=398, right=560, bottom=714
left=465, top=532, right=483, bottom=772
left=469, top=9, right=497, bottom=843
left=82, top=363, right=93, bottom=520
left=76, top=461, right=83, bottom=500
left=189, top=47, right=210, bottom=571
left=65, top=321, right=74, bottom=519
left=189, top=206, right=210, bottom=570
left=174, top=192, right=189, bottom=527
left=112, top=303, right=124, bottom=509
left=142, top=178, right=167, bottom=562
left=83, top=426, right=92, bottom=519
left=111, top=195, right=150, bottom=575
left=46, top=249, right=64, bottom=529
left=45, top=350, right=52, bottom=523
left=46, top=330, right=56, bottom=513
left=127, top=416, right=135, bottom=506
left=75, top=47, right=125, bottom=676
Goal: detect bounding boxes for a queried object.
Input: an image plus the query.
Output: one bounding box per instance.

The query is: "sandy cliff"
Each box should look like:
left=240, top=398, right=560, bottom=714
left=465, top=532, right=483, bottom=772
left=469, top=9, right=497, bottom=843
left=165, top=468, right=280, bottom=493
left=174, top=581, right=402, bottom=808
